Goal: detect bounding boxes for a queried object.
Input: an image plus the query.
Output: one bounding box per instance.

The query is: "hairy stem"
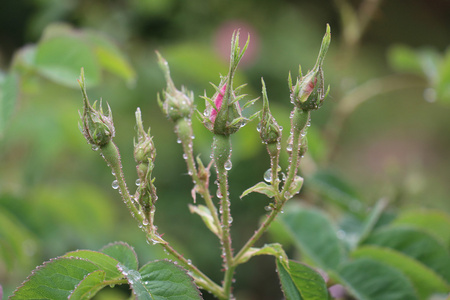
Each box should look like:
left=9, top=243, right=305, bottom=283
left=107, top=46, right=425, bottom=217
left=212, top=134, right=234, bottom=298
left=101, top=142, right=143, bottom=224
left=234, top=109, right=309, bottom=264
left=281, top=108, right=309, bottom=198
left=176, top=118, right=222, bottom=236
left=151, top=235, right=225, bottom=298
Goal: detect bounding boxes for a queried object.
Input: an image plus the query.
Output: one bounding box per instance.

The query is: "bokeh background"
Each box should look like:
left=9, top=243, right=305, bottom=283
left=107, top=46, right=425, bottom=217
left=1, top=0, right=449, bottom=299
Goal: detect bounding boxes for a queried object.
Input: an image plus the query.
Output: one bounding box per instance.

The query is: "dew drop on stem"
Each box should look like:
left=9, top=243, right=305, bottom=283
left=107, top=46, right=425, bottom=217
left=224, top=159, right=232, bottom=171
left=112, top=180, right=119, bottom=189
left=263, top=168, right=272, bottom=183
left=135, top=178, right=141, bottom=186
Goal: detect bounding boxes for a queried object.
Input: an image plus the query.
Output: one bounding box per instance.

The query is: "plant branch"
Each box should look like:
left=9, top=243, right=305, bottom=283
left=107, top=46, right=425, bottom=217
left=175, top=118, right=222, bottom=237
left=101, top=142, right=143, bottom=225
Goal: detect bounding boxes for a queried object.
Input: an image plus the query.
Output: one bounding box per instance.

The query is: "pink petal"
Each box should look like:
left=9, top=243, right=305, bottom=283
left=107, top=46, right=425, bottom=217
left=210, top=84, right=227, bottom=123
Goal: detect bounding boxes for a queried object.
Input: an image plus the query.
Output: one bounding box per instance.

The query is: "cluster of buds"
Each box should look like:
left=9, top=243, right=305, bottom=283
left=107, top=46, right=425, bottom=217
left=199, top=31, right=257, bottom=136
left=290, top=24, right=331, bottom=112
left=78, top=68, right=115, bottom=149
left=156, top=52, right=194, bottom=122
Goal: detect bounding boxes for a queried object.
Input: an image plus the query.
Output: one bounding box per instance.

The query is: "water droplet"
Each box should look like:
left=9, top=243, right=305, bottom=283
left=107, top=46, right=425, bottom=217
left=286, top=144, right=293, bottom=152
left=224, top=160, right=232, bottom=171
left=263, top=169, right=272, bottom=183
left=91, top=145, right=99, bottom=151
left=264, top=205, right=273, bottom=212
left=183, top=153, right=188, bottom=160
left=142, top=219, right=149, bottom=226
left=112, top=180, right=119, bottom=189
left=228, top=217, right=233, bottom=224
left=216, top=189, right=223, bottom=199
left=187, top=259, right=192, bottom=265
left=135, top=178, right=141, bottom=186
left=177, top=138, right=182, bottom=144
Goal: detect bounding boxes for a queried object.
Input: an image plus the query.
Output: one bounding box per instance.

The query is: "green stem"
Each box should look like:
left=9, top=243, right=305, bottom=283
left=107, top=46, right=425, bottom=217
left=212, top=134, right=234, bottom=298
left=267, top=142, right=281, bottom=200
left=149, top=235, right=225, bottom=298
left=100, top=142, right=143, bottom=224
left=281, top=108, right=309, bottom=199
left=176, top=118, right=222, bottom=236
left=234, top=109, right=309, bottom=264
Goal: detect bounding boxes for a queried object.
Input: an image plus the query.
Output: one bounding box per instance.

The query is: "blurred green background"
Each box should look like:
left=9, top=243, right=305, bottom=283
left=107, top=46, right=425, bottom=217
left=1, top=0, right=449, bottom=299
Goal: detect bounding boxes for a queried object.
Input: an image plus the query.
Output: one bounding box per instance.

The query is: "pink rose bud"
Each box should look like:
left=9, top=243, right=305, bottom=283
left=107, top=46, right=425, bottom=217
left=210, top=84, right=227, bottom=123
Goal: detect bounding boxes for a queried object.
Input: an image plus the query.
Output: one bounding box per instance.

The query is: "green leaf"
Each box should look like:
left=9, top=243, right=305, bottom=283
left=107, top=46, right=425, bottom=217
left=0, top=72, right=19, bottom=138
left=85, top=31, right=137, bottom=86
left=308, top=170, right=364, bottom=215
left=335, top=258, right=418, bottom=300
left=278, top=204, right=346, bottom=270
left=235, top=243, right=289, bottom=265
left=10, top=257, right=101, bottom=299
left=356, top=198, right=389, bottom=247
left=391, top=209, right=450, bottom=247
left=34, top=36, right=100, bottom=87
left=118, top=260, right=202, bottom=299
left=100, top=241, right=139, bottom=271
left=240, top=181, right=277, bottom=198
left=189, top=204, right=220, bottom=237
left=287, top=176, right=304, bottom=197
left=388, top=45, right=424, bottom=75
left=364, top=227, right=450, bottom=283
left=277, top=259, right=329, bottom=300
left=63, top=250, right=123, bottom=280
left=352, top=246, right=450, bottom=299
left=68, top=270, right=107, bottom=300
left=0, top=207, right=37, bottom=270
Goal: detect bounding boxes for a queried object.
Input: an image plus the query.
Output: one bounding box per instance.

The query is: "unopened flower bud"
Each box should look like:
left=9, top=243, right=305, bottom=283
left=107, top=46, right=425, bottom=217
left=291, top=24, right=331, bottom=111
left=259, top=78, right=281, bottom=144
left=78, top=68, right=115, bottom=147
left=200, top=31, right=254, bottom=136
left=156, top=52, right=194, bottom=122
left=134, top=108, right=156, bottom=166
